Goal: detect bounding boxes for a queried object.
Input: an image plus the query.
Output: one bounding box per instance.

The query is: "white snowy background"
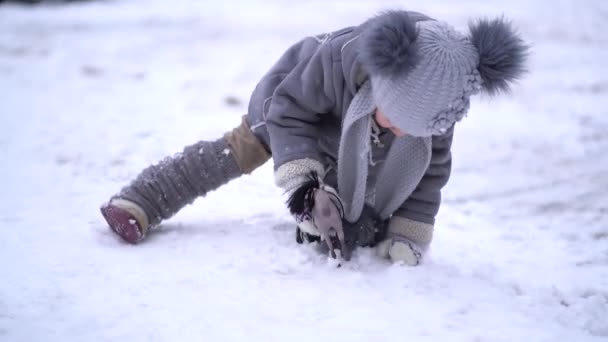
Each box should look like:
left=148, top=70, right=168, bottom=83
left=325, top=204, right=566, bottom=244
left=1, top=0, right=607, bottom=341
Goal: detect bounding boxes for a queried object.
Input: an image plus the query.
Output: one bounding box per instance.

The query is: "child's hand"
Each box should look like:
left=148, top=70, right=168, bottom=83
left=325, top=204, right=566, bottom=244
left=376, top=217, right=433, bottom=266
left=377, top=236, right=425, bottom=266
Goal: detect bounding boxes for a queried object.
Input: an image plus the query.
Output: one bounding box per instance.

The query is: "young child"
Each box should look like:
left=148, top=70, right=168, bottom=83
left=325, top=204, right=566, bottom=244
left=100, top=10, right=528, bottom=265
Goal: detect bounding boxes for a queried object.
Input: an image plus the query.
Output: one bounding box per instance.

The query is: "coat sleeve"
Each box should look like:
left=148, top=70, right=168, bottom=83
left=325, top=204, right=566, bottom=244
left=392, top=125, right=455, bottom=225
left=264, top=36, right=340, bottom=169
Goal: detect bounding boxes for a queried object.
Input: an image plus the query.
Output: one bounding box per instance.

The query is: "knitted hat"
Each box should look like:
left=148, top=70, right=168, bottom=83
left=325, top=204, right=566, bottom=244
left=359, top=11, right=529, bottom=137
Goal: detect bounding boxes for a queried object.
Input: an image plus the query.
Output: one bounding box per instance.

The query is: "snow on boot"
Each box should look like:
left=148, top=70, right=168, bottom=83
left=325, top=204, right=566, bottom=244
left=101, top=117, right=271, bottom=242
left=101, top=117, right=271, bottom=243
left=106, top=137, right=243, bottom=230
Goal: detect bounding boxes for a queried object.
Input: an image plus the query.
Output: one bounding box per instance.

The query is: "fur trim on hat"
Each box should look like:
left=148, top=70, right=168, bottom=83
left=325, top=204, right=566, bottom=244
left=359, top=11, right=419, bottom=78
left=468, top=17, right=530, bottom=95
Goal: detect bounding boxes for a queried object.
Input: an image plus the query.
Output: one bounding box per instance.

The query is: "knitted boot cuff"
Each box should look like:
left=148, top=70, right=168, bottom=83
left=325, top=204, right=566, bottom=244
left=387, top=216, right=434, bottom=246
left=274, top=158, right=325, bottom=194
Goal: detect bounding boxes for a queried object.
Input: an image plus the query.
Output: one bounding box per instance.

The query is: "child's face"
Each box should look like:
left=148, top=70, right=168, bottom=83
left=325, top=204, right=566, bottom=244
left=374, top=109, right=406, bottom=137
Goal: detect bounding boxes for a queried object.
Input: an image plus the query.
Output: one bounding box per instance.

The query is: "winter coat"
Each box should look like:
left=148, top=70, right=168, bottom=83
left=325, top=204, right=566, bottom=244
left=246, top=11, right=453, bottom=225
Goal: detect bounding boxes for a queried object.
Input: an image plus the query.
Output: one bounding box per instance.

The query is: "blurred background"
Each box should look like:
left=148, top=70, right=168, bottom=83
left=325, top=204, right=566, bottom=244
left=0, top=1, right=606, bottom=341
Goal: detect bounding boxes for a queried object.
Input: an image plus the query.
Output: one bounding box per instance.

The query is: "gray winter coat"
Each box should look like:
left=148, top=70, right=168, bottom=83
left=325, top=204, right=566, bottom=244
left=247, top=12, right=453, bottom=225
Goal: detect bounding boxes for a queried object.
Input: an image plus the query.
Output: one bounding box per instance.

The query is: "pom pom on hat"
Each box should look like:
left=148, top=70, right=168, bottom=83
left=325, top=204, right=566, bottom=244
left=468, top=17, right=530, bottom=95
left=359, top=11, right=419, bottom=78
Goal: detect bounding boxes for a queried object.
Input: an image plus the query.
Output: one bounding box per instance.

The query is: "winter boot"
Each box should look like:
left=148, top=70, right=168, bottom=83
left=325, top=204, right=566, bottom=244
left=101, top=116, right=271, bottom=243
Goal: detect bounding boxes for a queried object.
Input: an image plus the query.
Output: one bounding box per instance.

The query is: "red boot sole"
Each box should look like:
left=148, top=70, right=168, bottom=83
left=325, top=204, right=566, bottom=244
left=100, top=204, right=144, bottom=244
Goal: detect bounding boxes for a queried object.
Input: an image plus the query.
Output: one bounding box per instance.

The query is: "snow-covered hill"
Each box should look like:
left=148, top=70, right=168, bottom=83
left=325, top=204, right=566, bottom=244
left=1, top=0, right=606, bottom=341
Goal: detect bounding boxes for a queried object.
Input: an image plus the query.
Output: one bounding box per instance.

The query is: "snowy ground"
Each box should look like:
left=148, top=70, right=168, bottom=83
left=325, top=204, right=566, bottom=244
left=1, top=0, right=607, bottom=341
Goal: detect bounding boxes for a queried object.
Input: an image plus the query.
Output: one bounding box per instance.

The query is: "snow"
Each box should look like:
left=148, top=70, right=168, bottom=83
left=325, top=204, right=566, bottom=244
left=0, top=0, right=607, bottom=341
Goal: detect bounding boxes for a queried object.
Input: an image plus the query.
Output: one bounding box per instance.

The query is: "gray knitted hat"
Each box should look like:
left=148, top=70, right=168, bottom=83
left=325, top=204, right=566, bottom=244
left=359, top=11, right=529, bottom=137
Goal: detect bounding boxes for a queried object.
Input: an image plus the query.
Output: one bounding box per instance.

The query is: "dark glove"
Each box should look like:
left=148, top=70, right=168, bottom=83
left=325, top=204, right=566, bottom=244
left=342, top=204, right=389, bottom=249
left=294, top=200, right=389, bottom=261
left=319, top=205, right=388, bottom=260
